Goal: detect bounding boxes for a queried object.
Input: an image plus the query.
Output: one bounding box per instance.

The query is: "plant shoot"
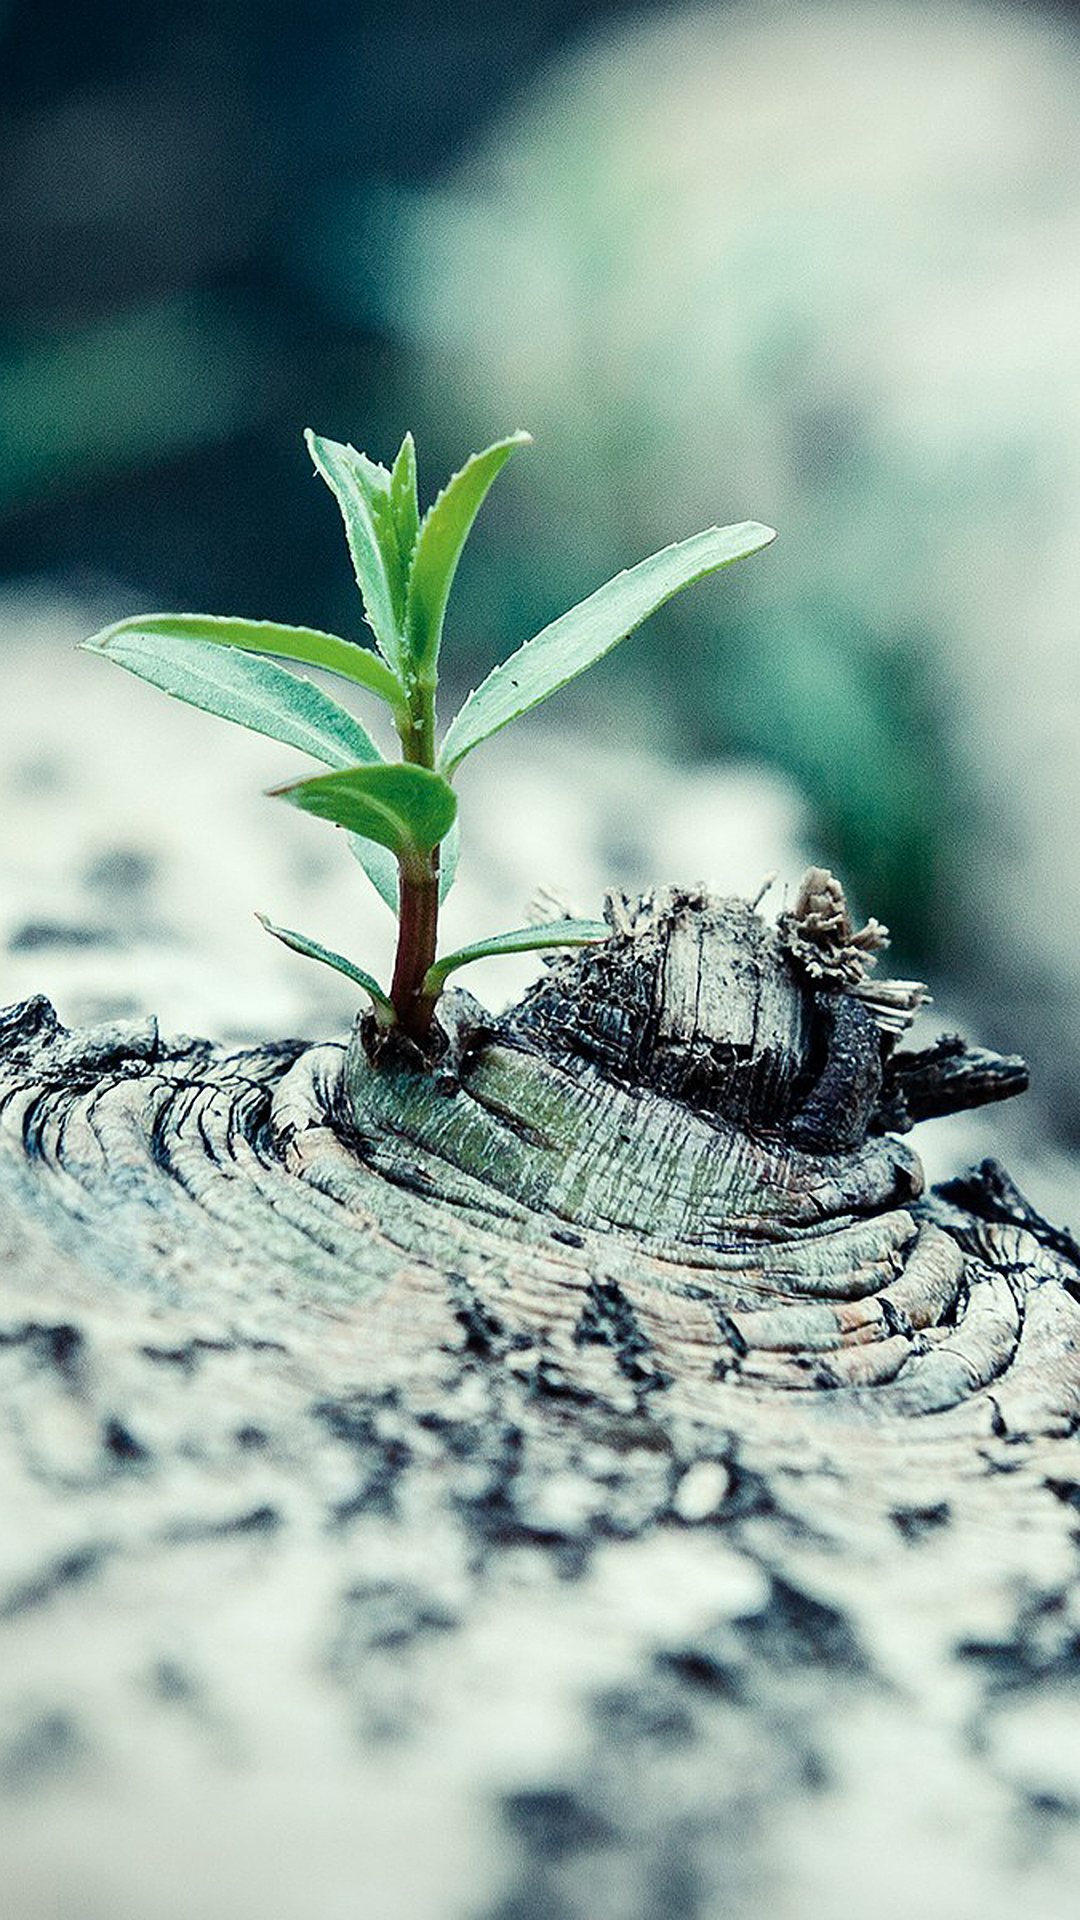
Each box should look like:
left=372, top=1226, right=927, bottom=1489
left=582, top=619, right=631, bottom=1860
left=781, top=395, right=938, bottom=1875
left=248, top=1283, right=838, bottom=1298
left=84, top=429, right=774, bottom=1048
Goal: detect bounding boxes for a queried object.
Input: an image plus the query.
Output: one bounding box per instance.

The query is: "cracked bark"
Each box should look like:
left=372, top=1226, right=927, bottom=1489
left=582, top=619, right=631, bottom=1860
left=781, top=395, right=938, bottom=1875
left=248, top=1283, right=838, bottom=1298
left=2, top=884, right=1080, bottom=1920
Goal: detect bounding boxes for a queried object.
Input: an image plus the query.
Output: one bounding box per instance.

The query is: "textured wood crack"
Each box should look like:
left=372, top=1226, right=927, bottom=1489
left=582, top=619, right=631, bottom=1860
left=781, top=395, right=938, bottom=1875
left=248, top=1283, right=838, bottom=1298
left=2, top=882, right=1080, bottom=1920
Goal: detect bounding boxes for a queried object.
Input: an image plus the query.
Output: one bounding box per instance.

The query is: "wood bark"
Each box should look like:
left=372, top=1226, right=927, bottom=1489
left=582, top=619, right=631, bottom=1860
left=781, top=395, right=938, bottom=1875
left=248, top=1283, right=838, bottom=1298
left=2, top=880, right=1080, bottom=1920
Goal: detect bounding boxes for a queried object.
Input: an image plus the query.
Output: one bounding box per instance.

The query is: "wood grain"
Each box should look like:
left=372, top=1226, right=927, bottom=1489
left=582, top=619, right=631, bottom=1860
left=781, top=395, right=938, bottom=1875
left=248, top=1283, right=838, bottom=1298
left=3, top=874, right=1080, bottom=1920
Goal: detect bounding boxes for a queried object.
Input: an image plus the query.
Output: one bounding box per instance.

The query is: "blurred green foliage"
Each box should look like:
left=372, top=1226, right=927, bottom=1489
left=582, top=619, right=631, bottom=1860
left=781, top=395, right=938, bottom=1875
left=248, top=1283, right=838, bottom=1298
left=0, top=298, right=269, bottom=506
left=0, top=0, right=643, bottom=619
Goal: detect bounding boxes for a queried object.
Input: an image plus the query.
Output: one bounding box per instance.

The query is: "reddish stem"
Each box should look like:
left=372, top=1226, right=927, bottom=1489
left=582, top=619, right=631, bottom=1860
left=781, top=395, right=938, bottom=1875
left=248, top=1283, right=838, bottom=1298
left=390, top=853, right=440, bottom=1042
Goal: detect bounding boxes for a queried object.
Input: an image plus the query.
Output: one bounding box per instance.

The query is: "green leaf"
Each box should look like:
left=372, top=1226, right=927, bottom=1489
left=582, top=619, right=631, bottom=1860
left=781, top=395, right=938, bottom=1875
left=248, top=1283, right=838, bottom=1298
left=437, top=814, right=461, bottom=902
left=272, top=762, right=458, bottom=867
left=390, top=431, right=419, bottom=572
left=83, top=612, right=407, bottom=726
left=423, top=918, right=609, bottom=995
left=439, top=521, right=777, bottom=772
left=83, top=612, right=419, bottom=912
left=306, top=431, right=408, bottom=666
left=80, top=625, right=383, bottom=769
left=404, top=430, right=531, bottom=684
left=347, top=812, right=460, bottom=915
left=257, top=914, right=395, bottom=1024
left=347, top=835, right=399, bottom=913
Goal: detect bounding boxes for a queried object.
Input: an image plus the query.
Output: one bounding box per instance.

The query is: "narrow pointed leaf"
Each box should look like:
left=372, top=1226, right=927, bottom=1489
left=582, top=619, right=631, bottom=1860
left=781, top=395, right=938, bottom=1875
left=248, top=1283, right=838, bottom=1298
left=257, top=914, right=395, bottom=1023
left=85, top=612, right=414, bottom=911
left=347, top=811, right=460, bottom=915
left=81, top=625, right=383, bottom=768
left=349, top=447, right=392, bottom=493
left=306, top=431, right=406, bottom=665
left=404, top=430, right=531, bottom=682
left=390, top=431, right=419, bottom=571
left=437, top=814, right=461, bottom=902
left=440, top=522, right=776, bottom=772
left=272, top=761, right=457, bottom=862
left=423, top=918, right=609, bottom=996
left=347, top=835, right=399, bottom=913
left=84, top=612, right=406, bottom=723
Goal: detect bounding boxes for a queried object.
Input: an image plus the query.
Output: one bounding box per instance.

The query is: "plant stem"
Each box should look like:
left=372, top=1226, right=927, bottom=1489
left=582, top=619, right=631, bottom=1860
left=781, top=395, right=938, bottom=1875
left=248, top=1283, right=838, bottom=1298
left=390, top=854, right=440, bottom=1040
left=406, top=676, right=437, bottom=771
left=390, top=672, right=441, bottom=1041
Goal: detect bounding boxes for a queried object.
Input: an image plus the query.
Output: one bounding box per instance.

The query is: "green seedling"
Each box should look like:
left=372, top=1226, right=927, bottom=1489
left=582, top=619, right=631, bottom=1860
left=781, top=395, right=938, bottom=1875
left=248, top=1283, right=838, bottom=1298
left=84, top=428, right=774, bottom=1049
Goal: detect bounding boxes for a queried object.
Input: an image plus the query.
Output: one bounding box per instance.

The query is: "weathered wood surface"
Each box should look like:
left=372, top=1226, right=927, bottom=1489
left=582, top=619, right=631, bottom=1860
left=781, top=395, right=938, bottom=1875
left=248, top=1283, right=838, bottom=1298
left=3, top=867, right=1080, bottom=1920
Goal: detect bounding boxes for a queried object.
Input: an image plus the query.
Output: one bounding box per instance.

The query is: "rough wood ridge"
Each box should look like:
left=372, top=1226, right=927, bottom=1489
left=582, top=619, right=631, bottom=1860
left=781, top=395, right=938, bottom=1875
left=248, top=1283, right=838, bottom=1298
left=2, top=875, right=1080, bottom=1920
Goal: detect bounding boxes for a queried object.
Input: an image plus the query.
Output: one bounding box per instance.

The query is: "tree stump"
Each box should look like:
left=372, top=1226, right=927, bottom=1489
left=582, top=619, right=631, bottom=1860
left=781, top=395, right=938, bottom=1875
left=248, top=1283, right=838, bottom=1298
left=3, top=871, right=1080, bottom=1920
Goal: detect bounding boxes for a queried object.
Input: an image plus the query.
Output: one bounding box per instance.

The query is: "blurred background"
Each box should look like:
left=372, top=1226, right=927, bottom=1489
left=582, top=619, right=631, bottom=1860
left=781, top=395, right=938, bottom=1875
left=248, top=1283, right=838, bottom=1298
left=3, top=0, right=1080, bottom=1160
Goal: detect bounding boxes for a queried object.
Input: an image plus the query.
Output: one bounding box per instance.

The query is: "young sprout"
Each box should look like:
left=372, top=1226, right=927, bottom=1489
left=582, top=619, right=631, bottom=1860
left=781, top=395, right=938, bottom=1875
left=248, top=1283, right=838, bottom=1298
left=83, top=429, right=774, bottom=1050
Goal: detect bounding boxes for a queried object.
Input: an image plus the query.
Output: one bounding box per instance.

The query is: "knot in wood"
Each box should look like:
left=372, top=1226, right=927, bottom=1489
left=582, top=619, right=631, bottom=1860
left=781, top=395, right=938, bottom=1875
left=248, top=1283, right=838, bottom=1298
left=499, top=877, right=914, bottom=1146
